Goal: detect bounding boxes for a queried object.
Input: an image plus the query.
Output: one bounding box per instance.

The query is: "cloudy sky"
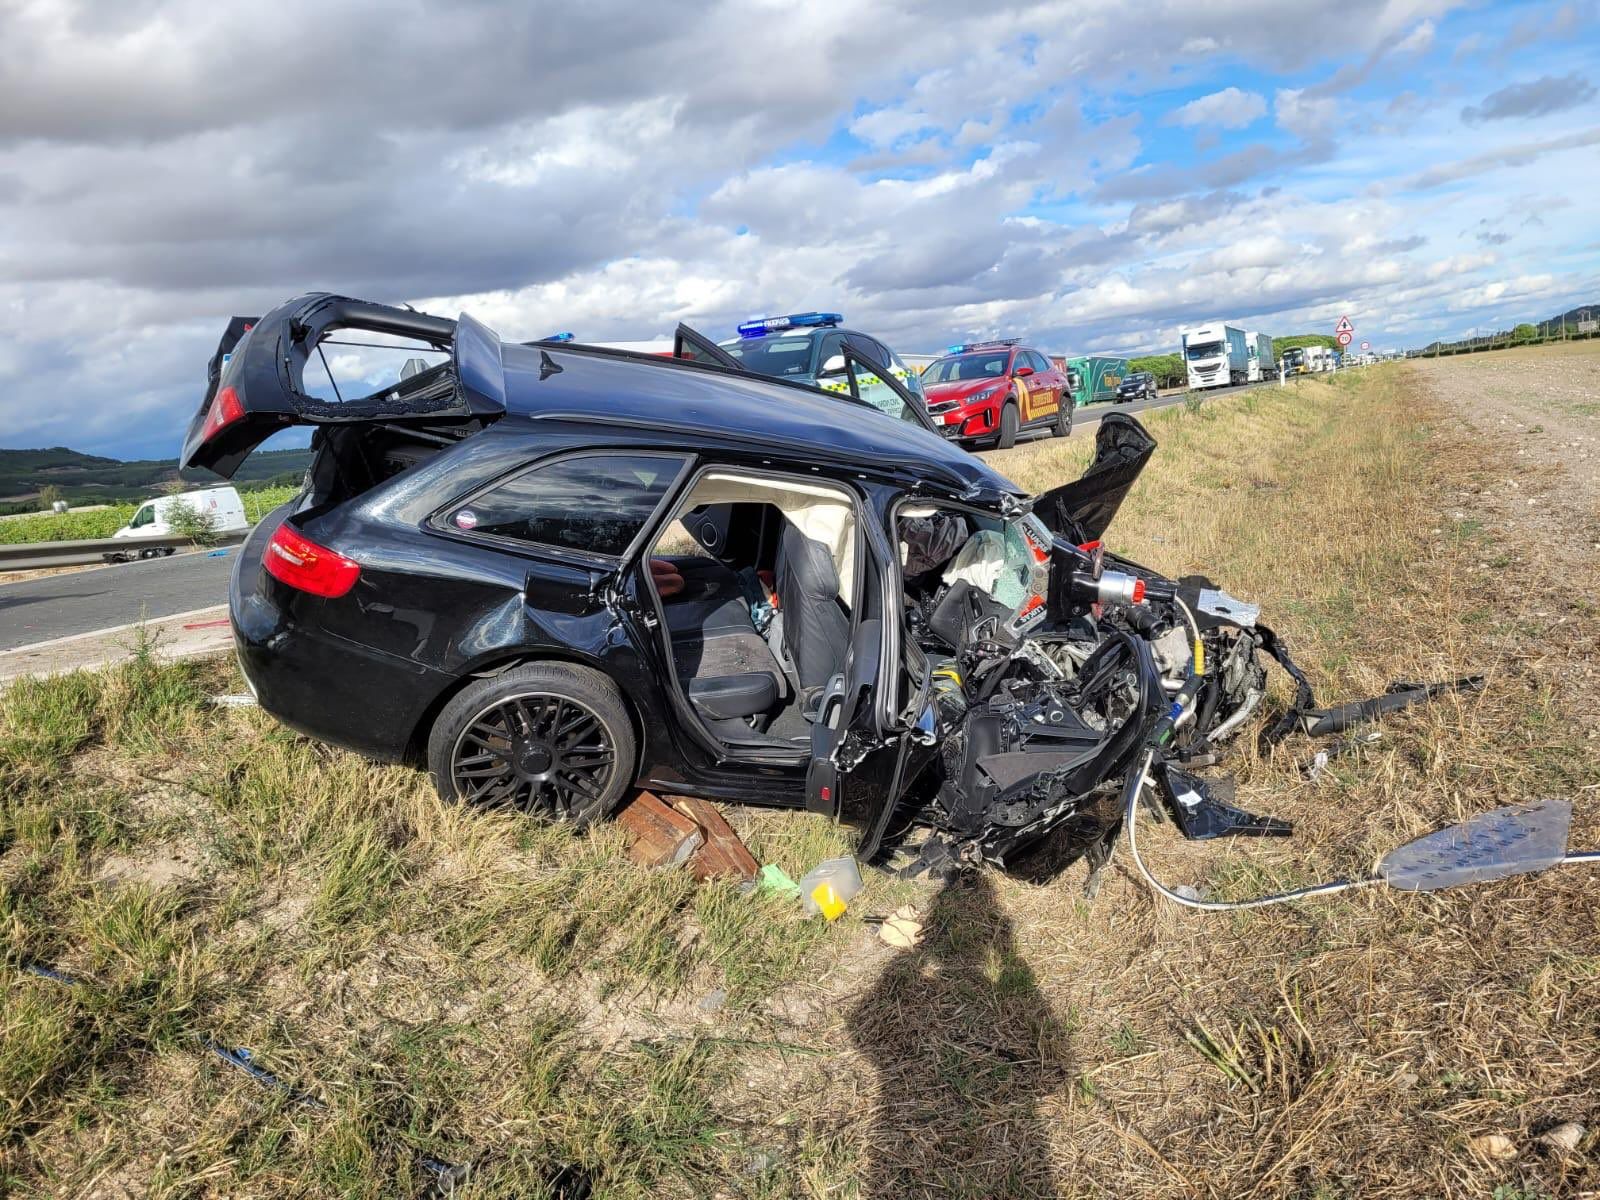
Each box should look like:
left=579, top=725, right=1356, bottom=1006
left=2, top=0, right=1598, bottom=460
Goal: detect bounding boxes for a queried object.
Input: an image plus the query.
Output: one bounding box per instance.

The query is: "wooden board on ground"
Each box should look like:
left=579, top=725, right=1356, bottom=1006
left=670, top=794, right=760, bottom=882
left=615, top=791, right=703, bottom=868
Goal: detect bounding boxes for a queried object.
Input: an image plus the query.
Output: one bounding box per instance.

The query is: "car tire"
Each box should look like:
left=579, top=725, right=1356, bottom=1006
left=427, top=661, right=636, bottom=826
left=1052, top=399, right=1073, bottom=437
left=995, top=401, right=1019, bottom=450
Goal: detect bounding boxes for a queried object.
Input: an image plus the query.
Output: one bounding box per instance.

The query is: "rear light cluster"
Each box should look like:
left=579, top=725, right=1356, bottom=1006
left=264, top=524, right=361, bottom=598
left=203, top=385, right=245, bottom=441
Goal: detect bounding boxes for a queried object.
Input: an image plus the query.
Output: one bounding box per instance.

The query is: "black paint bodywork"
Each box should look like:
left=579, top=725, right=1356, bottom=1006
left=200, top=294, right=1028, bottom=841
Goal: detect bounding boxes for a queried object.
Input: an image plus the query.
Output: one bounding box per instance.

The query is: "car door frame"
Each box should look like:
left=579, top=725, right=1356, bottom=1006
left=804, top=480, right=936, bottom=859
left=834, top=339, right=940, bottom=434
left=672, top=323, right=745, bottom=370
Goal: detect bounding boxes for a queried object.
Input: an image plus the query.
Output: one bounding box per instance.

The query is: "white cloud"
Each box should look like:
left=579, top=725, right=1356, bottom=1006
left=1275, top=88, right=1340, bottom=139
left=3, top=0, right=1596, bottom=456
left=1165, top=87, right=1267, bottom=130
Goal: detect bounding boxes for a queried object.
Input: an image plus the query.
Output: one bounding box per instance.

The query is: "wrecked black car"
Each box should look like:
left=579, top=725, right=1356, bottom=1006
left=181, top=293, right=1395, bottom=882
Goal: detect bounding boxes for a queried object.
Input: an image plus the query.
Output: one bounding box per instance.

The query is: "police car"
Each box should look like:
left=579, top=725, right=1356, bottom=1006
left=714, top=312, right=926, bottom=418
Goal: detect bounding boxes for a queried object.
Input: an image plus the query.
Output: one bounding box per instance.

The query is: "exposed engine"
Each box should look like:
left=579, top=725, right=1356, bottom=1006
left=894, top=414, right=1470, bottom=885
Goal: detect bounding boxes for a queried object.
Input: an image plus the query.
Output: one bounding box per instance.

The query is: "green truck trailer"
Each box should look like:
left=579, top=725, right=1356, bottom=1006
left=1065, top=355, right=1130, bottom=406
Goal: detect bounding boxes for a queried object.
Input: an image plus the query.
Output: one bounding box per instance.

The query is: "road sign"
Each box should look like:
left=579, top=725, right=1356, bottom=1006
left=1335, top=316, right=1354, bottom=335
left=1361, top=340, right=1370, bottom=350
left=1337, top=331, right=1353, bottom=347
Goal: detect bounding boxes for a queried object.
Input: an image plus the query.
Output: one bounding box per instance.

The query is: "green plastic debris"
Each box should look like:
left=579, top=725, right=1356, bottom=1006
left=752, top=864, right=800, bottom=899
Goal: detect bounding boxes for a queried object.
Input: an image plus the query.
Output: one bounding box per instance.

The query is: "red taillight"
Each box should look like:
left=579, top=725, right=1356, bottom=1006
left=264, top=524, right=360, bottom=598
left=203, top=385, right=245, bottom=441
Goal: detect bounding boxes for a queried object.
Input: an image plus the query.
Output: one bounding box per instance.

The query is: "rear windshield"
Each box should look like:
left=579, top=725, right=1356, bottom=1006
left=923, top=353, right=1010, bottom=384
left=717, top=335, right=816, bottom=379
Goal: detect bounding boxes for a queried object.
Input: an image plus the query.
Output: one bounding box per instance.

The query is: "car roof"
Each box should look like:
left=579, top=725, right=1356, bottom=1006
left=493, top=340, right=1022, bottom=501
left=933, top=346, right=1024, bottom=362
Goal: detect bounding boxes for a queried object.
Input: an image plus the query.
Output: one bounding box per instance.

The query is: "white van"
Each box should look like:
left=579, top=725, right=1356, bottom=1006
left=105, top=486, right=249, bottom=561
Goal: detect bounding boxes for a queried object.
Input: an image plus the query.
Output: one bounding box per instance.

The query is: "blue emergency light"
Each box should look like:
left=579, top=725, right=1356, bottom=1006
left=949, top=337, right=1021, bottom=354
left=541, top=332, right=575, bottom=342
left=737, top=312, right=843, bottom=338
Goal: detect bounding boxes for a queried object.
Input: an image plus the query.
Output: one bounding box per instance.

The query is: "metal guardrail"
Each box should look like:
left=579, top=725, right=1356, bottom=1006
left=0, top=530, right=247, bottom=573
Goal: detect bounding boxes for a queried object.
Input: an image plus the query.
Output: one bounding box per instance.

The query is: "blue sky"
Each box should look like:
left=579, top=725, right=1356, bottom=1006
left=1, top=0, right=1597, bottom=461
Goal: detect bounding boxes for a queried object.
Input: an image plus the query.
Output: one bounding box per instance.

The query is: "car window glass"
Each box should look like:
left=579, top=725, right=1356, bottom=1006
left=449, top=453, right=683, bottom=558
left=718, top=336, right=815, bottom=378
left=130, top=503, right=156, bottom=528
left=1029, top=352, right=1052, bottom=373
left=817, top=332, right=846, bottom=372
left=843, top=346, right=925, bottom=427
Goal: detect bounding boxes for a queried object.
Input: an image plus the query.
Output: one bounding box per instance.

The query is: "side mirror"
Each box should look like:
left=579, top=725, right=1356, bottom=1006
left=819, top=354, right=847, bottom=377
left=1014, top=365, right=1035, bottom=377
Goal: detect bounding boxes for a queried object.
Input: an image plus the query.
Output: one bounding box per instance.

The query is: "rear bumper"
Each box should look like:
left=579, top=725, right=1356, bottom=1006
left=230, top=524, right=452, bottom=761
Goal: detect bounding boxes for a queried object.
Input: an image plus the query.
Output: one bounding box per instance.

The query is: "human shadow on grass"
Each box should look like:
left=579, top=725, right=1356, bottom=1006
left=848, top=870, right=1073, bottom=1197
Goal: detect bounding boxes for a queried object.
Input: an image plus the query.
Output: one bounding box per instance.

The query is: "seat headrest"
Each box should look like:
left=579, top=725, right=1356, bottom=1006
left=778, top=522, right=840, bottom=602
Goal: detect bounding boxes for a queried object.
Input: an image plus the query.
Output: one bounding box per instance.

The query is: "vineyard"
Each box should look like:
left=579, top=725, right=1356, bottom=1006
left=0, top=486, right=297, bottom=545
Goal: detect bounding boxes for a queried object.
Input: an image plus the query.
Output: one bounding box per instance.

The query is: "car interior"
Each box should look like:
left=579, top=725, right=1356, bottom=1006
left=641, top=469, right=1042, bottom=759
left=643, top=471, right=863, bottom=753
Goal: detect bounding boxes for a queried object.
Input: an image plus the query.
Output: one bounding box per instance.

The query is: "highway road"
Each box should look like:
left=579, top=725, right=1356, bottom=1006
left=0, top=549, right=235, bottom=652
left=0, top=377, right=1276, bottom=653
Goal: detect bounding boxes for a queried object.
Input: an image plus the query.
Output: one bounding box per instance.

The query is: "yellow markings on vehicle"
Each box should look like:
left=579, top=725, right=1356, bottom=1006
left=1015, top=374, right=1055, bottom=421
left=1014, top=373, right=1031, bottom=418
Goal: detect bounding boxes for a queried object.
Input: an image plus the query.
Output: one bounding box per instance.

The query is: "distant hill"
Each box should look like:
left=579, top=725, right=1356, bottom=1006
left=0, top=445, right=312, bottom=511
left=1536, top=303, right=1600, bottom=337
left=1418, top=301, right=1599, bottom=353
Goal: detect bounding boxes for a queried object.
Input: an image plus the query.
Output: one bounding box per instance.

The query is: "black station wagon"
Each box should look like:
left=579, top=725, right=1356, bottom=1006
left=182, top=293, right=1281, bottom=874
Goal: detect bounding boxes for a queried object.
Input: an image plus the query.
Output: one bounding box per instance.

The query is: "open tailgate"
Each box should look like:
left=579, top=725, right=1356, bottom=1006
left=180, top=293, right=502, bottom=479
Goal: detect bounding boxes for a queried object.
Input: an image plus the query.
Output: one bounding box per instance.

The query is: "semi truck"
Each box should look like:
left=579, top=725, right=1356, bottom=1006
left=1246, top=331, right=1274, bottom=382
left=1280, top=346, right=1307, bottom=376
left=1306, top=345, right=1334, bottom=373
left=1181, top=322, right=1248, bottom=389
left=1064, top=355, right=1129, bottom=406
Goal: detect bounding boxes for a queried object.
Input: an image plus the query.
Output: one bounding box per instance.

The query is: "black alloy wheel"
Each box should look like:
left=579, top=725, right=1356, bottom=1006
left=428, top=663, right=635, bottom=824
left=1052, top=397, right=1073, bottom=437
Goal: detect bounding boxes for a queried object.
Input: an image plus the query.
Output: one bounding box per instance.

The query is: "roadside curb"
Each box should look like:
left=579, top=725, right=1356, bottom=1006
left=0, top=604, right=232, bottom=687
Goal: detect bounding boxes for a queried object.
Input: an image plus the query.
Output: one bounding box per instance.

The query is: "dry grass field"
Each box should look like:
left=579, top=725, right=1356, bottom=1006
left=3, top=348, right=1599, bottom=1199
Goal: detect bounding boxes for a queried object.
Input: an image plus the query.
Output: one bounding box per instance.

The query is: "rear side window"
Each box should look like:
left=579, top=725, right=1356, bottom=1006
left=446, top=453, right=686, bottom=558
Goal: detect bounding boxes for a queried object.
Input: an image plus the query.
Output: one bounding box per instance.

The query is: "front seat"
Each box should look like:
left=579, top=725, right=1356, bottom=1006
left=775, top=521, right=851, bottom=698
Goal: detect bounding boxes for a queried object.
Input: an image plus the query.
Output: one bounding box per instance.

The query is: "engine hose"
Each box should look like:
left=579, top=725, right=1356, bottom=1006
left=1173, top=594, right=1204, bottom=676
left=1122, top=747, right=1381, bottom=911
left=1256, top=623, right=1316, bottom=746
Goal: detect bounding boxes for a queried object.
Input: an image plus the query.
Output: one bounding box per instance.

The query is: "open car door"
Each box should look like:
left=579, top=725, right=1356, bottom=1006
left=180, top=293, right=503, bottom=479
left=805, top=617, right=936, bottom=860
left=672, top=323, right=744, bottom=369
left=830, top=341, right=938, bottom=434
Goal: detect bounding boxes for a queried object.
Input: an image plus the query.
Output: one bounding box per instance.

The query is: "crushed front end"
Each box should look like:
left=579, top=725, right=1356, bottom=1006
left=890, top=413, right=1320, bottom=882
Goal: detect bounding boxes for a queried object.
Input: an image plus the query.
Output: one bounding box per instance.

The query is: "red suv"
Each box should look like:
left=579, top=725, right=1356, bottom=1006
left=921, top=340, right=1074, bottom=448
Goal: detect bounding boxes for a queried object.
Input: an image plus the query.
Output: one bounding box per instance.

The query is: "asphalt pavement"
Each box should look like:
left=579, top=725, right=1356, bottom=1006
left=0, top=377, right=1275, bottom=654
left=0, top=549, right=235, bottom=652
